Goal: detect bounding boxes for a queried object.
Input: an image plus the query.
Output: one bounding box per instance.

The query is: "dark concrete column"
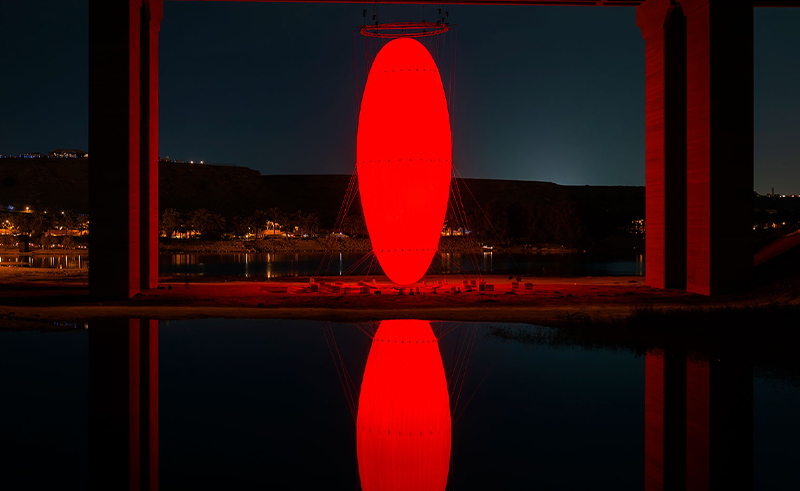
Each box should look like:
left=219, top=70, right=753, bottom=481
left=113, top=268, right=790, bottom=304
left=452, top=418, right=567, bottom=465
left=89, top=318, right=159, bottom=491
left=680, top=0, right=754, bottom=295
left=141, top=1, right=162, bottom=291
left=89, top=0, right=142, bottom=299
left=644, top=349, right=687, bottom=491
left=637, top=0, right=687, bottom=291
left=89, top=0, right=161, bottom=298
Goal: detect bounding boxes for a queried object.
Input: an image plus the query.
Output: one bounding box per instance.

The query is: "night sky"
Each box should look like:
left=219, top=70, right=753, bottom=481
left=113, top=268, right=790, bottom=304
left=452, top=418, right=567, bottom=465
left=1, top=1, right=799, bottom=193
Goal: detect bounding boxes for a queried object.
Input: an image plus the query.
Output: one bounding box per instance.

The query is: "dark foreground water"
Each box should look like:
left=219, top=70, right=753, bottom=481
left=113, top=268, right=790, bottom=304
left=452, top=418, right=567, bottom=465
left=0, top=319, right=797, bottom=490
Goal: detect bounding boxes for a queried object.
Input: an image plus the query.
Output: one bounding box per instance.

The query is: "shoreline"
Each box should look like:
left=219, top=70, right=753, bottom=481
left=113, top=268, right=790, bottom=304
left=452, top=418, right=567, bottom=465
left=1, top=268, right=797, bottom=328
left=1, top=237, right=586, bottom=256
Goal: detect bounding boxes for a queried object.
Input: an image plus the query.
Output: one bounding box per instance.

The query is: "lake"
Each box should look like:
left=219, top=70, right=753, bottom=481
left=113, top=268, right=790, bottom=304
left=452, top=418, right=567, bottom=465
left=160, top=251, right=645, bottom=278
left=0, top=253, right=87, bottom=269
left=0, top=318, right=796, bottom=489
left=2, top=251, right=644, bottom=278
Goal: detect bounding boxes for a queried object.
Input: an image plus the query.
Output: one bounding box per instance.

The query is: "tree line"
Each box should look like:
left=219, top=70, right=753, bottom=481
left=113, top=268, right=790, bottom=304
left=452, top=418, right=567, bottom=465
left=448, top=199, right=584, bottom=248
left=159, top=208, right=327, bottom=240
left=156, top=199, right=585, bottom=247
left=0, top=210, right=89, bottom=247
left=1, top=199, right=587, bottom=249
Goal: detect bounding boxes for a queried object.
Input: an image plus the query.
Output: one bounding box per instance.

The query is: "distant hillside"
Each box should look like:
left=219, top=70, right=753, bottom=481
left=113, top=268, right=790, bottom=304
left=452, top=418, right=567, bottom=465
left=1, top=158, right=89, bottom=212
left=0, top=158, right=644, bottom=244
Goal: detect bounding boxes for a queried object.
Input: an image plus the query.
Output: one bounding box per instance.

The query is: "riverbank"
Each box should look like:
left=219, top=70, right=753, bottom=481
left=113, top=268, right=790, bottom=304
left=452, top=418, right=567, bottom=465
left=157, top=236, right=578, bottom=255
left=0, top=237, right=578, bottom=256
left=1, top=267, right=798, bottom=328
left=0, top=247, right=88, bottom=256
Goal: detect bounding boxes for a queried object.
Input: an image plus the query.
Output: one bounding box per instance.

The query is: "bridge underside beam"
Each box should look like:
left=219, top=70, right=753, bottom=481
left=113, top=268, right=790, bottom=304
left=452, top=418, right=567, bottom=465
left=169, top=0, right=800, bottom=6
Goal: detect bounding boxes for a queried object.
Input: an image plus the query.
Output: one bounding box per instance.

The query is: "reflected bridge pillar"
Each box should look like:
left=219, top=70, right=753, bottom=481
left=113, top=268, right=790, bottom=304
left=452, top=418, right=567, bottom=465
left=686, top=354, right=753, bottom=490
left=89, top=319, right=159, bottom=491
left=645, top=349, right=687, bottom=491
left=644, top=348, right=753, bottom=490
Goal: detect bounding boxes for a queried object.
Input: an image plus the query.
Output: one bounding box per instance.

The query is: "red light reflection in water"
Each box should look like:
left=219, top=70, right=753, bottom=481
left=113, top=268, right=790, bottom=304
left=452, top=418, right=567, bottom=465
left=357, top=39, right=452, bottom=285
left=357, top=319, right=451, bottom=491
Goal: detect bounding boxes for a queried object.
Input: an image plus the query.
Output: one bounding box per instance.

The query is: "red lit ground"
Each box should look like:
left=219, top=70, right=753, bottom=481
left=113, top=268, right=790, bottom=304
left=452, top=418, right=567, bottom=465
left=1, top=268, right=797, bottom=327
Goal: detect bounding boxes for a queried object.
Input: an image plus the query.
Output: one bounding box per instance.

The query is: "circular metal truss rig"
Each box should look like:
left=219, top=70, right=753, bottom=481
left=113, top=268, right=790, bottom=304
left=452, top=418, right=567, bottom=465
left=360, top=21, right=451, bottom=39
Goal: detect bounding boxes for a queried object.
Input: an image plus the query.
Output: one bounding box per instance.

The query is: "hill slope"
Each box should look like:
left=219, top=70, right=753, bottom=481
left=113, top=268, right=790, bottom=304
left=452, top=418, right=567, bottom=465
left=0, top=158, right=644, bottom=243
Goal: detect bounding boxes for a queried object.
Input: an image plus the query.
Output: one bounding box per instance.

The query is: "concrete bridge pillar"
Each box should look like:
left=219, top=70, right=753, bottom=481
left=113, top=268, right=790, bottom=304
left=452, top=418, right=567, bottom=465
left=638, top=0, right=688, bottom=291
left=141, top=1, right=162, bottom=291
left=88, top=0, right=161, bottom=299
left=639, top=0, right=754, bottom=295
left=681, top=0, right=754, bottom=294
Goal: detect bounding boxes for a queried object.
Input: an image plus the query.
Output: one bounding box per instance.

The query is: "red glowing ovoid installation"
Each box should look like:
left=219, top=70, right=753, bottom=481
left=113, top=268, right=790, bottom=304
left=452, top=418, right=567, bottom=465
left=356, top=319, right=451, bottom=491
left=357, top=38, right=452, bottom=285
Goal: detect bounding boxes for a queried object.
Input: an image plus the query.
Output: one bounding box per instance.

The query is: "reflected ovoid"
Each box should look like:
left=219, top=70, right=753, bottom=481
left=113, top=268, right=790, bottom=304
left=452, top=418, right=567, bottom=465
left=356, top=319, right=451, bottom=491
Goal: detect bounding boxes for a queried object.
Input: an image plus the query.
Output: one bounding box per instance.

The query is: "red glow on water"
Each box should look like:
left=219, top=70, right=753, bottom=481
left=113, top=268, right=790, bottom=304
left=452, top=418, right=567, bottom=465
left=357, top=38, right=452, bottom=285
left=356, top=319, right=451, bottom=491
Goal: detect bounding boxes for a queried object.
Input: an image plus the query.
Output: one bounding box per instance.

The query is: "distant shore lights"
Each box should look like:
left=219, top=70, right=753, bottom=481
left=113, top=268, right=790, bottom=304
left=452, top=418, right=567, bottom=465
left=357, top=38, right=452, bottom=285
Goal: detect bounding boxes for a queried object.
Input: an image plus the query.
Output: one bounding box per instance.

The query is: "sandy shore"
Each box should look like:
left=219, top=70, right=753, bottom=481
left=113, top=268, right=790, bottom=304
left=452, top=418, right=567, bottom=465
left=2, top=266, right=796, bottom=327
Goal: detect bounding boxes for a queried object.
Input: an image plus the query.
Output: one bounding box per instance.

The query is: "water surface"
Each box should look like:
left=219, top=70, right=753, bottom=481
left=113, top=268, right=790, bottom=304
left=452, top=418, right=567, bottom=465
left=0, top=254, right=87, bottom=269
left=158, top=251, right=644, bottom=278
left=0, top=319, right=795, bottom=489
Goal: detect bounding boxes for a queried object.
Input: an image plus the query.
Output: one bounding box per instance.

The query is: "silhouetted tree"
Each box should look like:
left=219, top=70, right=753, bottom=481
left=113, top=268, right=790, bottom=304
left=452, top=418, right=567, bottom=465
left=286, top=210, right=304, bottom=236
left=267, top=207, right=282, bottom=233
left=252, top=209, right=269, bottom=238
left=188, top=209, right=212, bottom=237
left=160, top=208, right=181, bottom=238
left=25, top=212, right=52, bottom=239
left=58, top=211, right=79, bottom=235
left=78, top=214, right=90, bottom=236
left=301, top=212, right=320, bottom=237
left=229, top=216, right=253, bottom=238
left=208, top=213, right=226, bottom=239
left=342, top=214, right=367, bottom=238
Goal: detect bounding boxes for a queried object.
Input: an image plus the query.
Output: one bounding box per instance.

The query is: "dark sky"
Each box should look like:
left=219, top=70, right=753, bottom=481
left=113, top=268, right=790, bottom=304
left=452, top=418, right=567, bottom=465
left=1, top=2, right=799, bottom=193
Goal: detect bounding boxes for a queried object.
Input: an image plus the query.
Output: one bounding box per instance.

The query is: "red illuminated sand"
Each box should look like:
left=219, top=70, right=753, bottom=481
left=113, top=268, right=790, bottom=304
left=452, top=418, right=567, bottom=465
left=357, top=38, right=451, bottom=285
left=357, top=320, right=450, bottom=491
left=2, top=268, right=798, bottom=327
